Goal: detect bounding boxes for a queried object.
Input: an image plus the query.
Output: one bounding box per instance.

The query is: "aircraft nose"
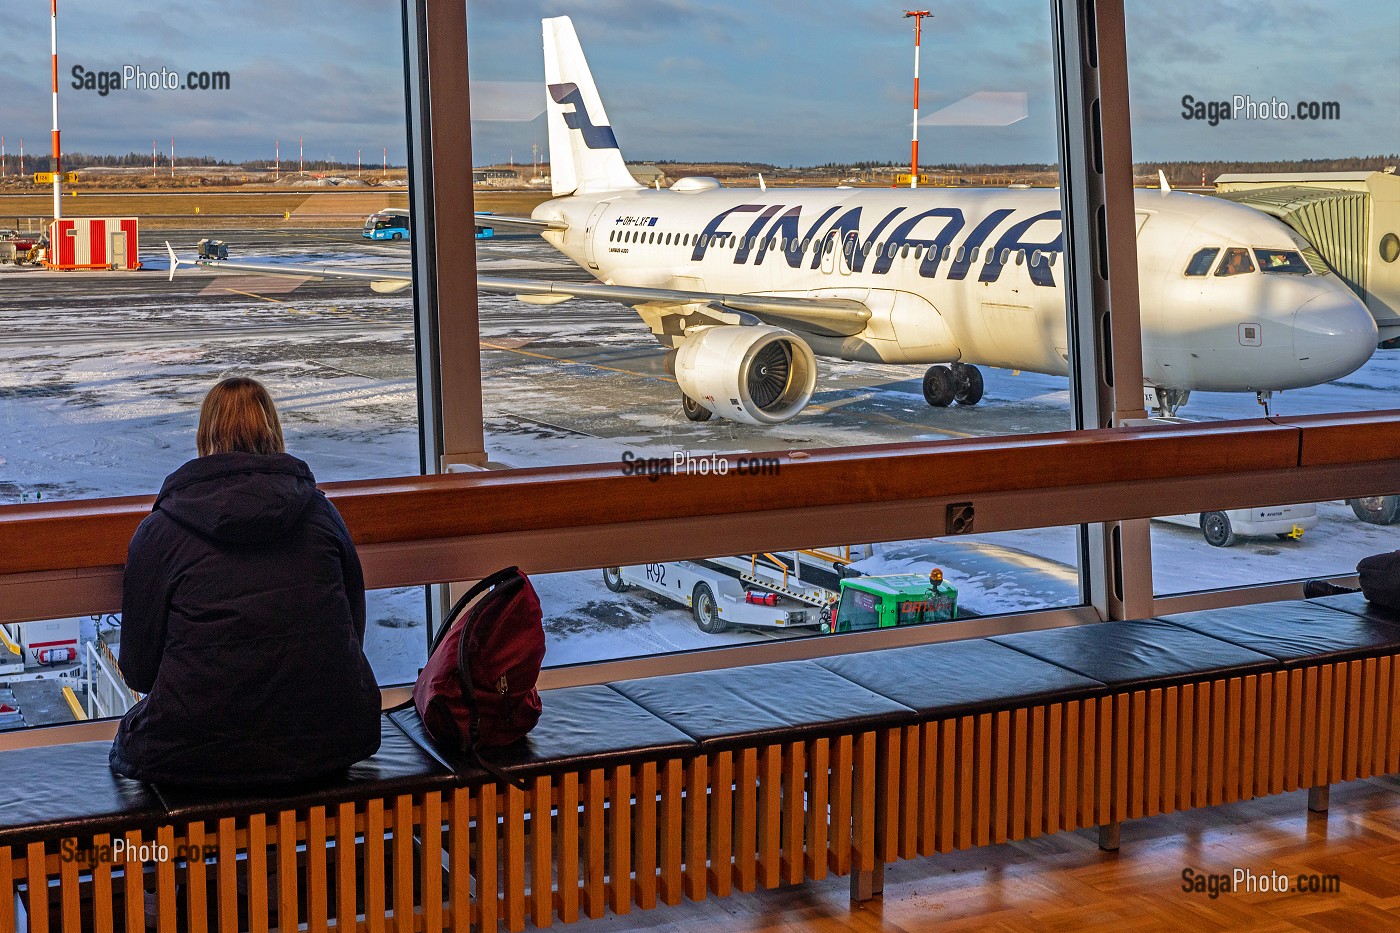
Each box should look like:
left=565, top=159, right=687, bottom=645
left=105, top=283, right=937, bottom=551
left=1293, top=290, right=1378, bottom=381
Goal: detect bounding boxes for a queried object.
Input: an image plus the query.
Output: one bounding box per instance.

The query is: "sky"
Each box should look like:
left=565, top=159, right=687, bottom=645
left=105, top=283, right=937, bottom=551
left=0, top=1, right=1394, bottom=169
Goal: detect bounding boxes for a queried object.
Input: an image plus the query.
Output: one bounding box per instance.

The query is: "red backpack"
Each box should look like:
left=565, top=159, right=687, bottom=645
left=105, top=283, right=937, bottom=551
left=413, top=567, right=545, bottom=768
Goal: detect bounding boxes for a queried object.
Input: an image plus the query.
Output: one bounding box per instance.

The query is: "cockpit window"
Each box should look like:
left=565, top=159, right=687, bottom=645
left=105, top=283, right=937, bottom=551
left=1184, top=247, right=1220, bottom=276
left=1254, top=249, right=1310, bottom=274
left=1215, top=247, right=1255, bottom=276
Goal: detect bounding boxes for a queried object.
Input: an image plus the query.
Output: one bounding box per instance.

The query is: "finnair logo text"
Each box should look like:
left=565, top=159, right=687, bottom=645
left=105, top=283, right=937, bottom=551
left=689, top=203, right=1064, bottom=287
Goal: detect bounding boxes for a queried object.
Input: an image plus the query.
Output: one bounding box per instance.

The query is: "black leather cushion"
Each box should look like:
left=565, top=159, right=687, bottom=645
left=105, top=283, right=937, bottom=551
left=389, top=685, right=698, bottom=782
left=991, top=619, right=1278, bottom=690
left=1311, top=591, right=1400, bottom=628
left=816, top=638, right=1106, bottom=717
left=609, top=660, right=914, bottom=751
left=1159, top=601, right=1400, bottom=666
left=155, top=716, right=452, bottom=821
left=0, top=740, right=165, bottom=846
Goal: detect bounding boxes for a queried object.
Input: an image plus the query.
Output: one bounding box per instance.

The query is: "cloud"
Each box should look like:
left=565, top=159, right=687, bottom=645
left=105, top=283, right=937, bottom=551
left=0, top=0, right=1392, bottom=166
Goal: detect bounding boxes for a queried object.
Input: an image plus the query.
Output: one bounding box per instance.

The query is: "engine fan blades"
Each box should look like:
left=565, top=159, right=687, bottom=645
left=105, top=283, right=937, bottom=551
left=747, top=341, right=793, bottom=410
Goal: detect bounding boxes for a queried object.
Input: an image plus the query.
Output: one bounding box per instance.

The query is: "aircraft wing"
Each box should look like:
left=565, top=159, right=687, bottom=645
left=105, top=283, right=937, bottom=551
left=171, top=248, right=416, bottom=294
left=476, top=277, right=871, bottom=337
left=170, top=245, right=871, bottom=336
left=475, top=212, right=567, bottom=233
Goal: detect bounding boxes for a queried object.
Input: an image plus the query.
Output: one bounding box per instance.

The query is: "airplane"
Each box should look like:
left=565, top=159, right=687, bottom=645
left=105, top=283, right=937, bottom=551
left=174, top=15, right=1379, bottom=426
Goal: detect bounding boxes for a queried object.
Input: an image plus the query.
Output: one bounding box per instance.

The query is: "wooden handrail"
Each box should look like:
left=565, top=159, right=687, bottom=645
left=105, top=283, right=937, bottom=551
left=1269, top=410, right=1400, bottom=467
left=0, top=419, right=1313, bottom=577
left=1, top=411, right=1397, bottom=583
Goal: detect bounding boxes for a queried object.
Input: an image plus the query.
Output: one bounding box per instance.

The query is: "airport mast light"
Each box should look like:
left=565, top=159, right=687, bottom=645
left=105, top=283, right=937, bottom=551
left=51, top=0, right=61, bottom=219
left=904, top=9, right=932, bottom=190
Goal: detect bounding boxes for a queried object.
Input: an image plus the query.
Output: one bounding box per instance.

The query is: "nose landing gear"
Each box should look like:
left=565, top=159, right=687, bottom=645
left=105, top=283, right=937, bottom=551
left=1146, top=386, right=1191, bottom=418
left=1256, top=390, right=1274, bottom=416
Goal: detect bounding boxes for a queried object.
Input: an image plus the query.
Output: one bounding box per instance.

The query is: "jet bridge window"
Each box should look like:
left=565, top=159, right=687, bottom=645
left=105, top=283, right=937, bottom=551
left=1184, top=247, right=1219, bottom=276
left=1215, top=247, right=1255, bottom=276
left=1254, top=249, right=1310, bottom=275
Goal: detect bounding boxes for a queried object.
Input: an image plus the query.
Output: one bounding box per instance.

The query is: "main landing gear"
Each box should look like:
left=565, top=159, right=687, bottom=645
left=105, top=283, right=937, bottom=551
left=922, top=363, right=984, bottom=408
left=681, top=393, right=713, bottom=422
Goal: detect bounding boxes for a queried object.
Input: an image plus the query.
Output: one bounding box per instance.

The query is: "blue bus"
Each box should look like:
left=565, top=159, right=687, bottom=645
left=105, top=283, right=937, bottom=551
left=363, top=208, right=410, bottom=241
left=362, top=208, right=496, bottom=240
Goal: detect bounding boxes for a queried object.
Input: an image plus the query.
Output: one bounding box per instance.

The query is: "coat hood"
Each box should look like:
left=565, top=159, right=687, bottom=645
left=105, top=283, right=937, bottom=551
left=155, top=452, right=319, bottom=545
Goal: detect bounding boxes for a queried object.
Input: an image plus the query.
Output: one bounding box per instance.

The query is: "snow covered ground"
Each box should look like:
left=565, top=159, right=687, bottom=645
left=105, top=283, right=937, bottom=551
left=2, top=227, right=1396, bottom=690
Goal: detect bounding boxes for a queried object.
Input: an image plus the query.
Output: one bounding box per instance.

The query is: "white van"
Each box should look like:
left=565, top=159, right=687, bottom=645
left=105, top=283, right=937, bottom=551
left=1155, top=503, right=1318, bottom=548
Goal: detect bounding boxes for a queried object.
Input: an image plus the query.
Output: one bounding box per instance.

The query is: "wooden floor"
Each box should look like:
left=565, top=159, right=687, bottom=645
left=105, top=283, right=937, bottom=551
left=547, top=775, right=1400, bottom=932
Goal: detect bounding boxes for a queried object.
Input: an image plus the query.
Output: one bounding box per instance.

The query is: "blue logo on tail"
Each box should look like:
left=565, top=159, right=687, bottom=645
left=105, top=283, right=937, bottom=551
left=548, top=83, right=620, bottom=150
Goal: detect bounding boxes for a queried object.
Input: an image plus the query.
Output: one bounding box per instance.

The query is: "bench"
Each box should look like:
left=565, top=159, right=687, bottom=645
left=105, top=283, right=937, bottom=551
left=3, top=595, right=1397, bottom=931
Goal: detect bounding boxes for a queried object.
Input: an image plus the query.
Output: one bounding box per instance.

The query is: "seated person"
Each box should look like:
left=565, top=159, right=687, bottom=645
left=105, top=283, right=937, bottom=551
left=1305, top=550, right=1399, bottom=611
left=1357, top=551, right=1399, bottom=610
left=111, top=377, right=382, bottom=786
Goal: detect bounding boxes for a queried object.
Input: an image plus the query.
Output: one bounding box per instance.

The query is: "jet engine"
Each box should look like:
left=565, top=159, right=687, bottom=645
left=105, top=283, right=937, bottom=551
left=674, top=325, right=818, bottom=425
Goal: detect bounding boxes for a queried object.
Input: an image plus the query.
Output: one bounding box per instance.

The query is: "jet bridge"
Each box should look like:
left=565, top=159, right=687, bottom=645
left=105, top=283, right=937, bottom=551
left=1215, top=170, right=1400, bottom=345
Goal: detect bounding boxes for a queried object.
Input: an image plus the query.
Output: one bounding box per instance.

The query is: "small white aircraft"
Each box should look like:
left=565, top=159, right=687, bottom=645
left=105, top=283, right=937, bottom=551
left=176, top=16, right=1378, bottom=426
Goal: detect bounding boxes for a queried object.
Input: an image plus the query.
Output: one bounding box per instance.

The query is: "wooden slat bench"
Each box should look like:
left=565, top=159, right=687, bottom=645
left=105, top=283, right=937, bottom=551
left=3, top=594, right=1398, bottom=931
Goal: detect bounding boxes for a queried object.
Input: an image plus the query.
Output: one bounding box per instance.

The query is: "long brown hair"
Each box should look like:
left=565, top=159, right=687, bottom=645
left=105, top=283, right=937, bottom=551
left=196, top=377, right=286, bottom=457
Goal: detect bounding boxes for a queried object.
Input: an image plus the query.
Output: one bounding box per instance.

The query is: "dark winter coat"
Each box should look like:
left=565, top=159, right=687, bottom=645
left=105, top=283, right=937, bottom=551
left=1358, top=550, right=1400, bottom=611
left=110, top=452, right=382, bottom=787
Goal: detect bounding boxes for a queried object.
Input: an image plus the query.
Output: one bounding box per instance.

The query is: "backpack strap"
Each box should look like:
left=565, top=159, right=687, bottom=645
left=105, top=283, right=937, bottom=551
left=388, top=568, right=525, bottom=715
left=427, top=566, right=522, bottom=657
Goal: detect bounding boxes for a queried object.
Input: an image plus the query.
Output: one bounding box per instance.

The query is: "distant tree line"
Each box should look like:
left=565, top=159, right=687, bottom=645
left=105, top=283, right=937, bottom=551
left=3, top=151, right=1393, bottom=180
left=634, top=155, right=1398, bottom=177
left=0, top=151, right=396, bottom=174
left=1144, top=155, right=1399, bottom=184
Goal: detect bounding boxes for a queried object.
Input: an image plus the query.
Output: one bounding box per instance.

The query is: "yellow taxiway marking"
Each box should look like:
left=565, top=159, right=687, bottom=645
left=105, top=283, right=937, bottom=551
left=479, top=341, right=976, bottom=438
left=220, top=287, right=285, bottom=304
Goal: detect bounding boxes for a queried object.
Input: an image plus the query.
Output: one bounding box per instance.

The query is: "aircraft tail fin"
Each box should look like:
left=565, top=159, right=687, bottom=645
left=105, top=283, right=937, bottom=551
left=543, top=16, right=641, bottom=197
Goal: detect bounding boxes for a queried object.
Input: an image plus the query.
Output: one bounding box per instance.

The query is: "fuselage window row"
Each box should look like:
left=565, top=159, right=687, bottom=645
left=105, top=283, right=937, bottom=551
left=608, top=225, right=1063, bottom=274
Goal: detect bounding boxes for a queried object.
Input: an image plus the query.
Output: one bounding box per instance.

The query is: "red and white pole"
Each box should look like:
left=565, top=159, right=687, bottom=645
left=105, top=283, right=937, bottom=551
left=51, top=0, right=62, bottom=219
left=299, top=138, right=303, bottom=175
left=904, top=10, right=931, bottom=190
left=1, top=137, right=6, bottom=178
left=275, top=139, right=279, bottom=180
left=152, top=140, right=157, bottom=176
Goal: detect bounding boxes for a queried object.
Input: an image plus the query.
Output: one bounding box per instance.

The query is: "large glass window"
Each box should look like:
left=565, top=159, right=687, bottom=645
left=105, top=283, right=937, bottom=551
left=0, top=1, right=425, bottom=725
left=462, top=3, right=1094, bottom=667
left=1125, top=0, right=1400, bottom=595
left=537, top=526, right=1083, bottom=668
